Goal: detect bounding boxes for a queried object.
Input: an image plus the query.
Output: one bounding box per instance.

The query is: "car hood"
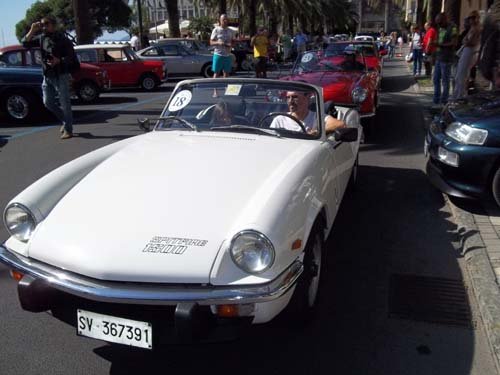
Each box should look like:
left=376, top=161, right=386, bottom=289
left=281, top=72, right=360, bottom=103
left=28, top=131, right=316, bottom=283
left=448, top=91, right=500, bottom=123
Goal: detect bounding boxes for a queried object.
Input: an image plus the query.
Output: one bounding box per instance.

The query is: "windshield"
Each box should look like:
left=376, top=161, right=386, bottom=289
left=292, top=48, right=367, bottom=74
left=157, top=80, right=322, bottom=139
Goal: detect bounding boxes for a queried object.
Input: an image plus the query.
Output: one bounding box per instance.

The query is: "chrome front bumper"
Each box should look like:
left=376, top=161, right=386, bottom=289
left=0, top=245, right=302, bottom=306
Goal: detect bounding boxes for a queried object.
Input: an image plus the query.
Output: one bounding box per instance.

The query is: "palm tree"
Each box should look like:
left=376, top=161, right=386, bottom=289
left=164, top=0, right=180, bottom=37
left=444, top=0, right=460, bottom=26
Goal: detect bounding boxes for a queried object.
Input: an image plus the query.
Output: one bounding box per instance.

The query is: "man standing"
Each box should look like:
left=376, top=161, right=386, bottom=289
left=293, top=30, right=308, bottom=55
left=210, top=14, right=235, bottom=78
left=278, top=30, right=292, bottom=62
left=23, top=15, right=77, bottom=139
left=251, top=27, right=269, bottom=78
left=433, top=13, right=458, bottom=105
left=423, top=21, right=437, bottom=76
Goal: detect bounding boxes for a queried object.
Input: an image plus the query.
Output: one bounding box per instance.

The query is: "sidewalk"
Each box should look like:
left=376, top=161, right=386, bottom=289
left=410, top=56, right=500, bottom=371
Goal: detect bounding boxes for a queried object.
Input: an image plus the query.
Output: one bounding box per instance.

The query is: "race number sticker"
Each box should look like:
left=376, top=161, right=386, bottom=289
left=168, top=90, right=192, bottom=111
left=301, top=52, right=314, bottom=63
left=225, top=84, right=242, bottom=96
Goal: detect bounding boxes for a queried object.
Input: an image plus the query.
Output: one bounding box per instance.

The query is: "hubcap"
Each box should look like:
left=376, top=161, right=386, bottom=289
left=7, top=95, right=29, bottom=119
left=143, top=77, right=155, bottom=90
left=307, top=236, right=322, bottom=307
left=80, top=85, right=96, bottom=101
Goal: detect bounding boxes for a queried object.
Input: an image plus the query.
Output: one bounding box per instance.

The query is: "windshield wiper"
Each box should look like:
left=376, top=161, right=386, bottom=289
left=159, top=116, right=198, bottom=131
left=210, top=125, right=281, bottom=138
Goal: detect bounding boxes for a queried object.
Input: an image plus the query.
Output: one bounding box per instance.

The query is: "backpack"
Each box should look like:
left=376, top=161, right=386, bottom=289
left=479, top=27, right=499, bottom=81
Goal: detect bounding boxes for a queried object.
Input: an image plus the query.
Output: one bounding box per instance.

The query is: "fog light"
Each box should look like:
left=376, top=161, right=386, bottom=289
left=438, top=146, right=459, bottom=167
left=10, top=270, right=24, bottom=281
left=216, top=305, right=239, bottom=317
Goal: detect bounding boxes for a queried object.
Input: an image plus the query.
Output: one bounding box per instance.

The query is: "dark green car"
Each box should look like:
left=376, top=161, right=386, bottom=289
left=426, top=91, right=500, bottom=205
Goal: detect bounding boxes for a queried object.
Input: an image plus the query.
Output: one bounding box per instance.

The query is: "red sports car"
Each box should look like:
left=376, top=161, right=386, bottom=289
left=280, top=44, right=380, bottom=123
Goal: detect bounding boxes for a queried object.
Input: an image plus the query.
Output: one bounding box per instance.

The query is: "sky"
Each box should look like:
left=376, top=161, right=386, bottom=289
left=0, top=0, right=130, bottom=47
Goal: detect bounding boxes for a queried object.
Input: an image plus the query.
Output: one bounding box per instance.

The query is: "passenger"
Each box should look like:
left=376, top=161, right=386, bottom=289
left=340, top=51, right=365, bottom=71
left=270, top=91, right=346, bottom=135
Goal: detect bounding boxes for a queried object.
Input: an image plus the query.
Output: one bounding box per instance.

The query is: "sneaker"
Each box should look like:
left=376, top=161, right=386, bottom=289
left=60, top=125, right=65, bottom=133
left=60, top=131, right=73, bottom=139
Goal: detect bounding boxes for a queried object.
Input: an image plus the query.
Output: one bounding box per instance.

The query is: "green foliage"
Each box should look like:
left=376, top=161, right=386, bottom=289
left=15, top=0, right=132, bottom=42
left=188, top=16, right=214, bottom=34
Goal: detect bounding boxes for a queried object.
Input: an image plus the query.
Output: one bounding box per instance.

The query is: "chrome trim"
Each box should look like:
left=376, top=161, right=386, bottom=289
left=0, top=245, right=302, bottom=306
left=360, top=112, right=375, bottom=118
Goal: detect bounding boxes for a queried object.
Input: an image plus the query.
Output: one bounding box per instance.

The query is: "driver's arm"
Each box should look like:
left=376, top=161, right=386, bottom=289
left=324, top=115, right=346, bottom=134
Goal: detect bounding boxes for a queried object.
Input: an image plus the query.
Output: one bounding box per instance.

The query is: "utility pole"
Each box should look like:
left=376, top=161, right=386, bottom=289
left=73, top=0, right=92, bottom=44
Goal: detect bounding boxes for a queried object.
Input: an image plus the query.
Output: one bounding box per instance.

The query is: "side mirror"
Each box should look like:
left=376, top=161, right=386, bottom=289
left=138, top=118, right=151, bottom=132
left=333, top=127, right=358, bottom=142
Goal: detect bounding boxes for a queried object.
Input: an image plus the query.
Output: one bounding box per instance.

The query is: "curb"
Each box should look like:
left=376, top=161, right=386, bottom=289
left=446, top=195, right=500, bottom=373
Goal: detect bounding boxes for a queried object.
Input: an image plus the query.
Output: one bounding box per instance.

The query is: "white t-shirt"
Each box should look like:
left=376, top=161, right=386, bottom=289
left=210, top=26, right=234, bottom=56
left=412, top=33, right=422, bottom=49
left=270, top=111, right=317, bottom=133
left=130, top=35, right=139, bottom=50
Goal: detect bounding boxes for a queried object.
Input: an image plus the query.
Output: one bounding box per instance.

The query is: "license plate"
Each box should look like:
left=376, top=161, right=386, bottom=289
left=77, top=309, right=152, bottom=349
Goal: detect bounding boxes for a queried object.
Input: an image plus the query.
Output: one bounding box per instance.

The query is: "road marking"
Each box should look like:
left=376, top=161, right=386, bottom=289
left=6, top=95, right=168, bottom=141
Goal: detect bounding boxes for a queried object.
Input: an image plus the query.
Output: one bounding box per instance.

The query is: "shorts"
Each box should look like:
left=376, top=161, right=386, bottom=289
left=255, top=56, right=267, bottom=71
left=212, top=54, right=232, bottom=74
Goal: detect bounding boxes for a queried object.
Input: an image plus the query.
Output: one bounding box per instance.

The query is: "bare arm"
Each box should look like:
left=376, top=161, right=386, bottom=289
left=325, top=115, right=346, bottom=134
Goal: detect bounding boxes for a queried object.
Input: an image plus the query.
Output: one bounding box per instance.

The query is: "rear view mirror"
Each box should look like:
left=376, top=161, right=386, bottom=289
left=138, top=118, right=151, bottom=132
left=334, top=127, right=358, bottom=142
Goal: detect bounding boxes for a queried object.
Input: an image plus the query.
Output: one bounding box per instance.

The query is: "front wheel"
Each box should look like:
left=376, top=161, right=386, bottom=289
left=139, top=74, right=158, bottom=91
left=492, top=168, right=500, bottom=207
left=2, top=90, right=39, bottom=124
left=77, top=81, right=99, bottom=103
left=285, top=227, right=325, bottom=322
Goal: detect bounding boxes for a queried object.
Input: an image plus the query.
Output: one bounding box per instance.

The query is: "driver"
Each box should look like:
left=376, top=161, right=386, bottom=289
left=270, top=91, right=346, bottom=135
left=339, top=50, right=366, bottom=71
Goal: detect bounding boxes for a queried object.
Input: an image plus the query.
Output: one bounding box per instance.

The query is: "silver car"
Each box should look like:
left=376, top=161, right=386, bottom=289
left=137, top=43, right=214, bottom=78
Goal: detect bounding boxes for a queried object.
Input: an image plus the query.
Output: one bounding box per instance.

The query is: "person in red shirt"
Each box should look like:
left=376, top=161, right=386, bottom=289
left=423, top=21, right=438, bottom=76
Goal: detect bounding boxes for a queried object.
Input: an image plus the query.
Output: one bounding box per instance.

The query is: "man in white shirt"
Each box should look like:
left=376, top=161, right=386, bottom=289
left=270, top=91, right=346, bottom=135
left=210, top=14, right=235, bottom=78
left=130, top=32, right=140, bottom=51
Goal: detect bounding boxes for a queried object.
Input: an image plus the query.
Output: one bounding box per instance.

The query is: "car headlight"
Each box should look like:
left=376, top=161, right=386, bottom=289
left=445, top=122, right=488, bottom=145
left=352, top=87, right=367, bottom=104
left=4, top=203, right=37, bottom=242
left=230, top=230, right=275, bottom=274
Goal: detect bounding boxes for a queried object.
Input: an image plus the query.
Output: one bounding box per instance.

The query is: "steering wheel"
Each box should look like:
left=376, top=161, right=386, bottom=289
left=257, top=112, right=308, bottom=133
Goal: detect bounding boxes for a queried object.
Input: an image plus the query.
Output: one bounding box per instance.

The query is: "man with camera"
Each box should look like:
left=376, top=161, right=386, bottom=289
left=22, top=15, right=79, bottom=139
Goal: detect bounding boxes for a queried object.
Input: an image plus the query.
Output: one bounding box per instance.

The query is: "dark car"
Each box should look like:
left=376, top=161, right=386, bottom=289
left=425, top=92, right=500, bottom=205
left=0, top=66, right=45, bottom=123
left=0, top=45, right=111, bottom=103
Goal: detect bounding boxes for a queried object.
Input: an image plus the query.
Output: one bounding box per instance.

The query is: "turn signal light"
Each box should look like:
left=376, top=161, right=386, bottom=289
left=10, top=270, right=24, bottom=282
left=216, top=304, right=239, bottom=317
left=291, top=239, right=302, bottom=250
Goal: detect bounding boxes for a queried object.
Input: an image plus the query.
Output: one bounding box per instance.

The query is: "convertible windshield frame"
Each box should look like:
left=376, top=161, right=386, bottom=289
left=156, top=78, right=325, bottom=139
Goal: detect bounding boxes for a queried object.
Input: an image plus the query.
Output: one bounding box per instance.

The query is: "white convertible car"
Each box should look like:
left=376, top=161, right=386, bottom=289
left=1, top=79, right=360, bottom=349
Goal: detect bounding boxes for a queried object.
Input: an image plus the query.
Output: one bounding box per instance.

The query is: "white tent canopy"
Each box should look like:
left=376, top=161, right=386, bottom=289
left=149, top=20, right=191, bottom=34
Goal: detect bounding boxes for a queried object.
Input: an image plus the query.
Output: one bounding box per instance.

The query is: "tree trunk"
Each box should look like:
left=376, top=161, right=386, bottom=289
left=165, top=0, right=180, bottom=37
left=384, top=0, right=390, bottom=32
left=218, top=0, right=227, bottom=15
left=357, top=0, right=363, bottom=33
left=248, top=0, right=257, bottom=36
left=416, top=0, right=424, bottom=27
left=426, top=0, right=441, bottom=24
left=288, top=15, right=294, bottom=33
left=444, top=0, right=460, bottom=26
left=73, top=0, right=93, bottom=44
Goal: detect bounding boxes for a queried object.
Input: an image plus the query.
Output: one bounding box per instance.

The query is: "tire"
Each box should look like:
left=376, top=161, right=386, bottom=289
left=139, top=74, right=158, bottom=91
left=492, top=168, right=500, bottom=207
left=285, top=225, right=325, bottom=323
left=77, top=81, right=99, bottom=104
left=201, top=63, right=213, bottom=78
left=1, top=90, right=39, bottom=124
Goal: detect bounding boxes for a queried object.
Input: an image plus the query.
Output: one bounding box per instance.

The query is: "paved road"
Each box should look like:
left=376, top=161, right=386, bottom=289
left=0, top=62, right=497, bottom=374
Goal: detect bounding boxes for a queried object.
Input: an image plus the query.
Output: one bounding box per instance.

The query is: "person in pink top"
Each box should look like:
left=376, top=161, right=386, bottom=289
left=423, top=21, right=438, bottom=76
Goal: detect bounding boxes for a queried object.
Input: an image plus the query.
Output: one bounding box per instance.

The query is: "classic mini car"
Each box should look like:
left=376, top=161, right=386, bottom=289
left=426, top=92, right=500, bottom=206
left=75, top=44, right=167, bottom=91
left=0, top=79, right=360, bottom=349
left=325, top=41, right=384, bottom=76
left=0, top=66, right=44, bottom=123
left=281, top=46, right=379, bottom=129
left=0, top=44, right=111, bottom=103
left=136, top=43, right=214, bottom=77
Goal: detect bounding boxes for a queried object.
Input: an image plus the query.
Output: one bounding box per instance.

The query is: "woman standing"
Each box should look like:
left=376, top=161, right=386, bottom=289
left=410, top=26, right=424, bottom=76
left=452, top=11, right=481, bottom=100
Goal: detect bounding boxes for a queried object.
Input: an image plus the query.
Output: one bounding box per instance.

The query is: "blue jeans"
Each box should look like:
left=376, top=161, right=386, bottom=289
left=433, top=60, right=452, bottom=104
left=42, top=73, right=73, bottom=133
left=388, top=45, right=395, bottom=58
left=413, top=49, right=423, bottom=74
